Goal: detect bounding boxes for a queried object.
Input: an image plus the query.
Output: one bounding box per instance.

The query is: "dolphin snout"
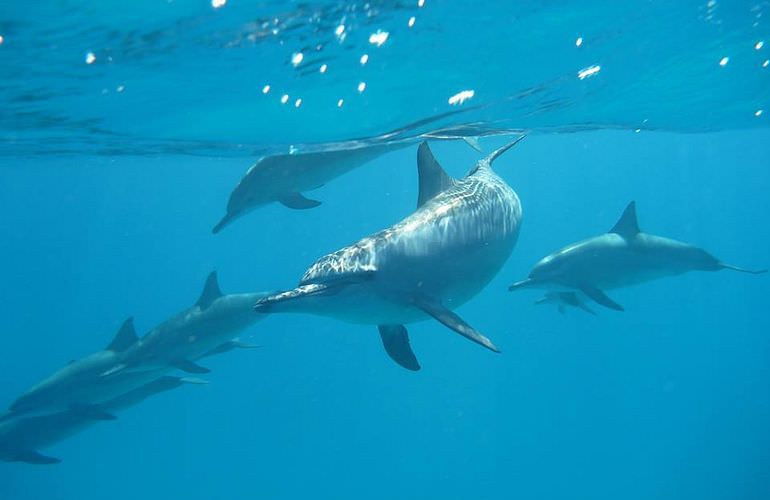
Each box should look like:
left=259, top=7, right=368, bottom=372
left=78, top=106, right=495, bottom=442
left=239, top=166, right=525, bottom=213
left=508, top=278, right=536, bottom=291
left=212, top=213, right=235, bottom=234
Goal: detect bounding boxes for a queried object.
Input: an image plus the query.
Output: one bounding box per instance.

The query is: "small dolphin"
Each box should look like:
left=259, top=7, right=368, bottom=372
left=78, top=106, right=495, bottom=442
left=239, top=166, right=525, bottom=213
left=509, top=201, right=766, bottom=310
left=2, top=318, right=157, bottom=421
left=254, top=138, right=525, bottom=370
left=535, top=291, right=597, bottom=315
left=0, top=376, right=206, bottom=465
left=105, top=271, right=270, bottom=375
left=213, top=141, right=410, bottom=233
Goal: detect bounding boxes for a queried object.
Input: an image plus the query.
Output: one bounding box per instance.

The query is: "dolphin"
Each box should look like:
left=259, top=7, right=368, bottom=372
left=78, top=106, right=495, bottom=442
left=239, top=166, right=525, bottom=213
left=535, top=291, right=597, bottom=315
left=212, top=141, right=410, bottom=233
left=1, top=318, right=157, bottom=421
left=0, top=376, right=206, bottom=465
left=104, top=271, right=270, bottom=375
left=254, top=137, right=525, bottom=370
left=509, top=201, right=766, bottom=310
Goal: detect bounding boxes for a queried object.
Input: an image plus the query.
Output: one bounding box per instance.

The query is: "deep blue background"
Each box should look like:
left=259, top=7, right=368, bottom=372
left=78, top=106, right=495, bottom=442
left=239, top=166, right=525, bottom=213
left=1, top=130, right=768, bottom=499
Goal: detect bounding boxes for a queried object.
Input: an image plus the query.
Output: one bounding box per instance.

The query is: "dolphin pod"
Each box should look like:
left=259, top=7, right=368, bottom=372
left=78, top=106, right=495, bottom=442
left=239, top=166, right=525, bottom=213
left=509, top=201, right=766, bottom=311
left=2, top=138, right=765, bottom=464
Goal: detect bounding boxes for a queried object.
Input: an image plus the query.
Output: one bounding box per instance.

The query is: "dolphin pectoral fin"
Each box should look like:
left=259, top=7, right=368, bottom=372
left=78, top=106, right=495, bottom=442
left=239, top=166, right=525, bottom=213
left=579, top=286, right=624, bottom=311
left=13, top=450, right=62, bottom=465
left=70, top=404, right=117, bottom=421
left=577, top=303, right=598, bottom=316
left=718, top=263, right=768, bottom=275
left=278, top=192, right=322, bottom=210
left=100, top=363, right=127, bottom=377
left=508, top=278, right=534, bottom=291
left=378, top=325, right=421, bottom=371
left=172, top=359, right=211, bottom=374
left=414, top=298, right=501, bottom=353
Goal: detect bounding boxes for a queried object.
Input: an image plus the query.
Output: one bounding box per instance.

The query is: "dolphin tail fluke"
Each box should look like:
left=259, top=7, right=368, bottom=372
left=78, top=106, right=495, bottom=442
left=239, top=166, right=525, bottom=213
left=579, top=286, right=624, bottom=312
left=378, top=325, right=421, bottom=371
left=13, top=450, right=62, bottom=465
left=508, top=278, right=535, bottom=291
left=718, top=263, right=768, bottom=275
left=462, top=136, right=483, bottom=152
left=414, top=297, right=501, bottom=353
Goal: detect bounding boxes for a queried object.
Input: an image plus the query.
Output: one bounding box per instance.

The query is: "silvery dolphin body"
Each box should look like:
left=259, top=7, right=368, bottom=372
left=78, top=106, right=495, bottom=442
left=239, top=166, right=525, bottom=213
left=509, top=202, right=766, bottom=310
left=535, top=291, right=596, bottom=315
left=213, top=141, right=410, bottom=233
left=2, top=319, right=164, bottom=421
left=254, top=138, right=525, bottom=370
left=0, top=375, right=205, bottom=465
left=106, top=271, right=269, bottom=375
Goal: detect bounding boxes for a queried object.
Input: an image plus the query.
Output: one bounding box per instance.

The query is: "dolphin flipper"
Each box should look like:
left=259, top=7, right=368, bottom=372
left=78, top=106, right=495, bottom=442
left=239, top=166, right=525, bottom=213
left=13, top=450, right=62, bottom=465
left=414, top=298, right=501, bottom=353
left=278, top=192, right=322, bottom=209
left=70, top=404, right=117, bottom=421
left=172, top=359, right=211, bottom=374
left=579, top=286, right=624, bottom=311
left=378, top=325, right=420, bottom=371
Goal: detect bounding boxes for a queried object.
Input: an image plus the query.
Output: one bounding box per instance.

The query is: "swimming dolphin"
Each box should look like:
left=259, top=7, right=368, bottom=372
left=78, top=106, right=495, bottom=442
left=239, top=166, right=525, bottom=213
left=104, top=271, right=270, bottom=375
left=212, top=141, right=410, bottom=233
left=509, top=201, right=766, bottom=310
left=1, top=318, right=154, bottom=421
left=254, top=138, right=525, bottom=370
left=535, top=291, right=597, bottom=315
left=0, top=376, right=206, bottom=465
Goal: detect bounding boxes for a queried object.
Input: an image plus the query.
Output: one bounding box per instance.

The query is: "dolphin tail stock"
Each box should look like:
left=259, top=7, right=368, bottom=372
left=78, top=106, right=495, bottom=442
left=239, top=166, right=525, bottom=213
left=718, top=263, right=768, bottom=275
left=481, top=134, right=526, bottom=168
left=378, top=325, right=421, bottom=371
left=413, top=296, right=501, bottom=353
left=212, top=213, right=234, bottom=234
left=11, top=450, right=62, bottom=465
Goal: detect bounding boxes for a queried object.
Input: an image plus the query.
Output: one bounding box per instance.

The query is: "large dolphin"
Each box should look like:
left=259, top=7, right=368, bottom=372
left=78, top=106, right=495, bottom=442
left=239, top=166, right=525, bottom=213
left=212, top=141, right=410, bottom=233
left=1, top=318, right=159, bottom=421
left=509, top=201, right=766, bottom=310
left=105, top=271, right=269, bottom=375
left=254, top=138, right=525, bottom=370
left=0, top=375, right=206, bottom=465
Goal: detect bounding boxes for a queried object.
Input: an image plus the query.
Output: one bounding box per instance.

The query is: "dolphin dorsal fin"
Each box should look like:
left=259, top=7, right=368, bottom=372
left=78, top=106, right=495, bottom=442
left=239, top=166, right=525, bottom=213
left=106, top=317, right=138, bottom=352
left=196, top=271, right=222, bottom=309
left=609, top=201, right=641, bottom=238
left=416, top=142, right=455, bottom=208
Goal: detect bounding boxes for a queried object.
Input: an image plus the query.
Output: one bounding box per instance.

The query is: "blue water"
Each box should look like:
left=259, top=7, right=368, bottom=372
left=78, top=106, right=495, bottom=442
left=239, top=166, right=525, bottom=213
left=1, top=1, right=769, bottom=499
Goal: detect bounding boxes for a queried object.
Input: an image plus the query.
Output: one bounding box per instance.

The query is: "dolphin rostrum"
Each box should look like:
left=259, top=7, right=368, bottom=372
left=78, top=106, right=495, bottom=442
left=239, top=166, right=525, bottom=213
left=509, top=201, right=766, bottom=311
left=254, top=137, right=525, bottom=370
left=0, top=376, right=206, bottom=465
left=105, top=271, right=270, bottom=375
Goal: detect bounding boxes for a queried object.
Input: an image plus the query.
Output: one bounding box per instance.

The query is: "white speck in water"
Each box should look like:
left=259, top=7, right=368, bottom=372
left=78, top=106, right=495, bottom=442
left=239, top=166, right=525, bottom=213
left=337, top=99, right=344, bottom=108
left=320, top=64, right=328, bottom=73
left=85, top=52, right=96, bottom=64
left=294, top=98, right=302, bottom=108
left=763, top=59, right=769, bottom=67
left=262, top=85, right=271, bottom=94
left=575, top=37, right=583, bottom=47
left=291, top=52, right=304, bottom=66
left=447, top=89, right=475, bottom=105
left=718, top=56, right=729, bottom=66
left=577, top=64, right=601, bottom=79
left=360, top=54, right=369, bottom=65
left=335, top=25, right=345, bottom=37
left=0, top=35, right=4, bottom=45
left=280, top=94, right=289, bottom=104
left=357, top=82, right=367, bottom=93
left=116, top=85, right=125, bottom=93
left=408, top=17, right=416, bottom=28
left=211, top=0, right=226, bottom=8
left=368, top=30, right=389, bottom=46
left=756, top=41, right=765, bottom=50
left=756, top=109, right=764, bottom=117
left=418, top=0, right=425, bottom=7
